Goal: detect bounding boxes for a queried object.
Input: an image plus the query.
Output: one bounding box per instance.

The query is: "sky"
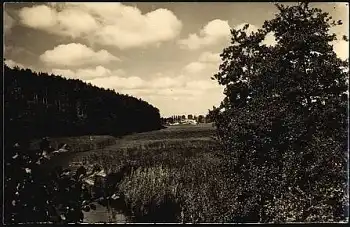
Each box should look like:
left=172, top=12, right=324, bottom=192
left=3, top=2, right=349, bottom=117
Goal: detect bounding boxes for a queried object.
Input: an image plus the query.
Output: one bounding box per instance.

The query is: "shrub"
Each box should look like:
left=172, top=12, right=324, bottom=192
left=4, top=139, right=104, bottom=224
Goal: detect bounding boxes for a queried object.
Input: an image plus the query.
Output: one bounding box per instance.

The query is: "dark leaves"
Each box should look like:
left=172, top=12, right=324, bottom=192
left=211, top=2, right=348, bottom=223
left=342, top=35, right=349, bottom=42
left=82, top=205, right=91, bottom=212
left=243, top=23, right=250, bottom=30
left=90, top=203, right=97, bottom=210
left=4, top=139, right=96, bottom=224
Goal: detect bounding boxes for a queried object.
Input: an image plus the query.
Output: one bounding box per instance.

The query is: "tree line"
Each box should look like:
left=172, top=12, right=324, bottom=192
left=161, top=114, right=212, bottom=125
left=4, top=65, right=162, bottom=147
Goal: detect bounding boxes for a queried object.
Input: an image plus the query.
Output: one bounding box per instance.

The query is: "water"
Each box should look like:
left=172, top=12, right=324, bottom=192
left=82, top=202, right=130, bottom=223
left=41, top=152, right=133, bottom=223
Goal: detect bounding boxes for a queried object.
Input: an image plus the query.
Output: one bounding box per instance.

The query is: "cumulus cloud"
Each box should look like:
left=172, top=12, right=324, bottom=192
left=40, top=43, right=120, bottom=67
left=51, top=69, right=77, bottom=79
left=124, top=78, right=224, bottom=117
left=234, top=23, right=277, bottom=47
left=51, top=66, right=145, bottom=89
left=332, top=40, right=349, bottom=60
left=19, top=5, right=57, bottom=29
left=234, top=23, right=259, bottom=35
left=178, top=19, right=231, bottom=50
left=4, top=11, right=15, bottom=34
left=151, top=76, right=186, bottom=89
left=4, top=59, right=25, bottom=69
left=198, top=51, right=221, bottom=63
left=183, top=51, right=221, bottom=75
left=85, top=73, right=203, bottom=92
left=87, top=75, right=146, bottom=90
left=121, top=79, right=220, bottom=98
left=50, top=65, right=221, bottom=98
left=178, top=20, right=278, bottom=50
left=183, top=62, right=208, bottom=74
left=49, top=64, right=223, bottom=116
left=18, top=3, right=182, bottom=49
left=52, top=66, right=125, bottom=80
left=263, top=32, right=277, bottom=47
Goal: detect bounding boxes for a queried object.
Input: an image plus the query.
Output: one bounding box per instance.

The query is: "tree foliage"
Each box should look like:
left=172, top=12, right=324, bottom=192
left=210, top=2, right=348, bottom=222
left=4, top=65, right=162, bottom=146
left=5, top=141, right=85, bottom=223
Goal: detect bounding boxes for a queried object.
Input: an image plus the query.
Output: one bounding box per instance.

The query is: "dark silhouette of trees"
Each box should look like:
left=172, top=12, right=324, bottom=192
left=4, top=141, right=95, bottom=224
left=210, top=2, right=348, bottom=223
left=197, top=115, right=205, bottom=123
left=4, top=65, right=163, bottom=223
left=4, top=65, right=162, bottom=147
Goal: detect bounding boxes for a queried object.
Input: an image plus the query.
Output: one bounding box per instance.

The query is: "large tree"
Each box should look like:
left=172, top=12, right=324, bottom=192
left=210, top=2, right=348, bottom=223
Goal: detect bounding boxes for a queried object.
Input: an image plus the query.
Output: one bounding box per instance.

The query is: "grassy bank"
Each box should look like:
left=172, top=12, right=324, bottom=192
left=71, top=142, right=228, bottom=223
left=30, top=135, right=117, bottom=152
left=66, top=125, right=230, bottom=223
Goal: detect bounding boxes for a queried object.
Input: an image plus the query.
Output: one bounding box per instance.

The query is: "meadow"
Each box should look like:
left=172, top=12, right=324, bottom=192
left=45, top=123, right=234, bottom=223
left=29, top=121, right=346, bottom=223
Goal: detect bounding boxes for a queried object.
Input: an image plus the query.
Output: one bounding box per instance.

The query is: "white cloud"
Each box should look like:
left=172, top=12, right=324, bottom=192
left=134, top=82, right=224, bottom=117
left=178, top=21, right=277, bottom=50
left=52, top=66, right=125, bottom=80
left=151, top=77, right=186, bottom=89
left=184, top=62, right=207, bottom=74
left=263, top=32, right=277, bottom=47
left=198, top=51, right=221, bottom=63
left=4, top=11, right=15, bottom=34
left=87, top=74, right=186, bottom=91
left=40, top=43, right=120, bottom=67
left=88, top=75, right=146, bottom=90
left=19, top=5, right=57, bottom=29
left=49, top=65, right=224, bottom=117
left=178, top=19, right=231, bottom=50
left=186, top=80, right=220, bottom=90
left=4, top=59, right=25, bottom=69
left=234, top=23, right=259, bottom=35
left=183, top=51, right=221, bottom=75
left=93, top=8, right=182, bottom=49
left=332, top=40, right=349, bottom=61
left=50, top=65, right=221, bottom=97
left=234, top=23, right=277, bottom=47
left=122, top=79, right=220, bottom=98
left=57, top=9, right=99, bottom=38
left=51, top=69, right=77, bottom=79
left=18, top=3, right=182, bottom=49
left=19, top=5, right=99, bottom=38
left=51, top=66, right=144, bottom=89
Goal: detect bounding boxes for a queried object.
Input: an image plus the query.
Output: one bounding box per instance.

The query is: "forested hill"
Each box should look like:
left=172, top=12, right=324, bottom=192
left=4, top=65, right=162, bottom=146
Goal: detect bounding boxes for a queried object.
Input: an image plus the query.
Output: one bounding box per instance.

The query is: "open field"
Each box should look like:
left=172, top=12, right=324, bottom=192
left=37, top=123, right=227, bottom=223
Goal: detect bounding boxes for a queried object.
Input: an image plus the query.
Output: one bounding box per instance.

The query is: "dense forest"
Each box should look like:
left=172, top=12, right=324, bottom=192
left=4, top=65, right=162, bottom=147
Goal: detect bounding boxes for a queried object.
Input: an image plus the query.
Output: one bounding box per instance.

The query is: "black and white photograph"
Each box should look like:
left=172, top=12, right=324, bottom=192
left=3, top=1, right=349, bottom=224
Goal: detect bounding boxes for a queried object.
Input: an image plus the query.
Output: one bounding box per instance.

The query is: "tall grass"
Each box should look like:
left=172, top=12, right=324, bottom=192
left=69, top=139, right=232, bottom=223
